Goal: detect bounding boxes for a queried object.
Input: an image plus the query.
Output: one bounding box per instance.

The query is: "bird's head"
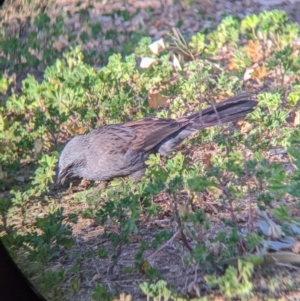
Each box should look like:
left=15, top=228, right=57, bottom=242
left=57, top=136, right=86, bottom=184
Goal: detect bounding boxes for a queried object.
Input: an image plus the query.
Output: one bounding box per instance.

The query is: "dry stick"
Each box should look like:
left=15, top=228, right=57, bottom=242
left=146, top=230, right=180, bottom=262
left=224, top=129, right=255, bottom=230
left=92, top=257, right=101, bottom=280
left=197, top=100, right=223, bottom=128
left=199, top=99, right=231, bottom=229
left=193, top=263, right=199, bottom=283
left=169, top=191, right=193, bottom=253
left=108, top=243, right=123, bottom=276
left=275, top=263, right=300, bottom=270
left=184, top=223, right=198, bottom=242
left=196, top=104, right=236, bottom=220
left=171, top=28, right=196, bottom=61
left=243, top=148, right=254, bottom=231
left=217, top=178, right=236, bottom=221
left=211, top=101, right=224, bottom=126
left=204, top=99, right=254, bottom=227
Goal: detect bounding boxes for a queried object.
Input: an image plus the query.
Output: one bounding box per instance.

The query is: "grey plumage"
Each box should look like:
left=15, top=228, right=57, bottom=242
left=58, top=94, right=257, bottom=183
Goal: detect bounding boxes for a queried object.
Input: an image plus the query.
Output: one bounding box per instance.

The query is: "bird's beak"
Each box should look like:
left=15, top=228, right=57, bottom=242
left=56, top=168, right=68, bottom=185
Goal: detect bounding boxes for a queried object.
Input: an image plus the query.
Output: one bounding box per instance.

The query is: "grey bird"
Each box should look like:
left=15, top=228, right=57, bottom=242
left=58, top=94, right=257, bottom=183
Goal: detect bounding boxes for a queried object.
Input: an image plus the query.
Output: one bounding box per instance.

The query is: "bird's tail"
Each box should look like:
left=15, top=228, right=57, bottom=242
left=186, top=93, right=257, bottom=129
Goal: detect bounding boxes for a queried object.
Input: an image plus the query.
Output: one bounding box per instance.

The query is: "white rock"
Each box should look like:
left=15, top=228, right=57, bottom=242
left=140, top=57, right=157, bottom=69
left=148, top=38, right=166, bottom=55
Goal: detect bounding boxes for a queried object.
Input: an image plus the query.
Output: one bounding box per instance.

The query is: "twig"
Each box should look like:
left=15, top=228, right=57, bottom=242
left=194, top=263, right=199, bottom=283
left=224, top=129, right=255, bottom=230
left=146, top=230, right=180, bottom=261
left=242, top=148, right=254, bottom=231
left=168, top=191, right=193, bottom=253
left=275, top=263, right=300, bottom=270
left=92, top=257, right=101, bottom=279
left=108, top=243, right=122, bottom=276
left=217, top=178, right=236, bottom=221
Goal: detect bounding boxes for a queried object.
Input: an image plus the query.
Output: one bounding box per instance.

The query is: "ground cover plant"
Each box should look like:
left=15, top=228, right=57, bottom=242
left=1, top=3, right=300, bottom=300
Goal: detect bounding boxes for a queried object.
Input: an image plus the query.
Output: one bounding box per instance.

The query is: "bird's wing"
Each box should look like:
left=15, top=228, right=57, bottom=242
left=88, top=125, right=137, bottom=155
left=125, top=117, right=190, bottom=152
left=88, top=94, right=257, bottom=155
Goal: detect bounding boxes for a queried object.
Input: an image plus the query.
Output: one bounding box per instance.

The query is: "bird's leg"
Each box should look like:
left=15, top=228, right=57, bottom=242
left=96, top=180, right=108, bottom=190
left=86, top=180, right=108, bottom=199
left=78, top=178, right=92, bottom=190
left=130, top=168, right=147, bottom=182
left=92, top=180, right=108, bottom=193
